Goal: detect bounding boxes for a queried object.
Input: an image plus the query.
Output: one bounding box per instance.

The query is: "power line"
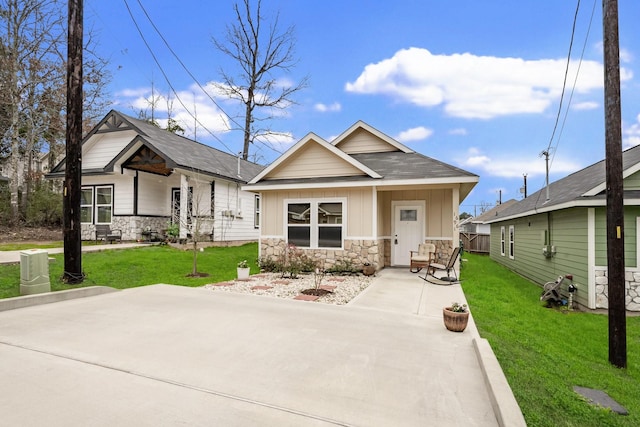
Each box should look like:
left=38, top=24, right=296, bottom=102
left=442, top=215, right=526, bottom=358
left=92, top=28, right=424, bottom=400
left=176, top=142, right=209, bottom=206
left=545, top=0, right=582, bottom=155
left=131, top=0, right=285, bottom=157
left=550, top=0, right=597, bottom=169
left=122, top=0, right=236, bottom=154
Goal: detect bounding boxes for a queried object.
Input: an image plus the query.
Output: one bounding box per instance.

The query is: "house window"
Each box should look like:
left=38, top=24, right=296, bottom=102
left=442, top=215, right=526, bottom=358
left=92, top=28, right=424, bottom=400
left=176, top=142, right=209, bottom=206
left=509, top=225, right=515, bottom=259
left=286, top=199, right=344, bottom=249
left=81, top=185, right=113, bottom=224
left=500, top=226, right=505, bottom=257
left=81, top=188, right=93, bottom=223
left=254, top=195, right=260, bottom=229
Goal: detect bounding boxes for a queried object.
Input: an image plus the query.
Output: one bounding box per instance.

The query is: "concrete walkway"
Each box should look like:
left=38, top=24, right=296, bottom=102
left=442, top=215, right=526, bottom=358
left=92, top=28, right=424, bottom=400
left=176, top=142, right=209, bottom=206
left=0, top=254, right=525, bottom=426
left=0, top=242, right=150, bottom=264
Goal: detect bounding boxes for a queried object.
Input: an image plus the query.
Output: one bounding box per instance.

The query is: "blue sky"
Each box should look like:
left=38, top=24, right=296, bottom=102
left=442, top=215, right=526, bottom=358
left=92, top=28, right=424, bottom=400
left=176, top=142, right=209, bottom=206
left=85, top=0, right=640, bottom=215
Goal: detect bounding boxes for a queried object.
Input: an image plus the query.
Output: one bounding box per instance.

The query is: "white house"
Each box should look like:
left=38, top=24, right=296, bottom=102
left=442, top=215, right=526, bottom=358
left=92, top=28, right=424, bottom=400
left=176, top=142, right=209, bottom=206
left=48, top=110, right=264, bottom=243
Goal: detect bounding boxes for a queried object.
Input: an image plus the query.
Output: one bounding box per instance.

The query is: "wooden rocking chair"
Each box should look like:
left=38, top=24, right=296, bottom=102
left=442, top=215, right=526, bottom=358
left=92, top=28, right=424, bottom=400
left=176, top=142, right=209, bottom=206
left=409, top=243, right=435, bottom=273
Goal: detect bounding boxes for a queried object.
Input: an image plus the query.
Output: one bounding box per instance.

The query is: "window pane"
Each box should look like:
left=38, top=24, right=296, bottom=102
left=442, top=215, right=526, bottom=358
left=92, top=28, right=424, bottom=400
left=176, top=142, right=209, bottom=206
left=81, top=188, right=93, bottom=205
left=319, top=226, right=342, bottom=248
left=81, top=206, right=92, bottom=223
left=97, top=206, right=112, bottom=223
left=288, top=226, right=310, bottom=247
left=318, top=202, right=342, bottom=224
left=400, top=209, right=417, bottom=221
left=288, top=203, right=310, bottom=224
left=96, top=187, right=112, bottom=204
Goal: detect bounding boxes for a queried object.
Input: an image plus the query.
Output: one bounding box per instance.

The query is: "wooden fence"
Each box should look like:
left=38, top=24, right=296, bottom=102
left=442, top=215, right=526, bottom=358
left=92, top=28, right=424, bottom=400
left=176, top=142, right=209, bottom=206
left=460, top=232, right=490, bottom=254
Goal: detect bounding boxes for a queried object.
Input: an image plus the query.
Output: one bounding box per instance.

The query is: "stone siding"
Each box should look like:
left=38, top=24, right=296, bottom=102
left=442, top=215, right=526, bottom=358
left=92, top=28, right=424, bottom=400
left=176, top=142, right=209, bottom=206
left=260, top=238, right=384, bottom=271
left=428, top=239, right=454, bottom=265
left=82, top=216, right=170, bottom=241
left=594, top=267, right=640, bottom=312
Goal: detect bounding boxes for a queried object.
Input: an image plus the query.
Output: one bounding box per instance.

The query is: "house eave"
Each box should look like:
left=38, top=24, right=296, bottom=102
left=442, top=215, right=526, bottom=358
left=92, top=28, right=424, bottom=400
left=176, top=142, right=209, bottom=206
left=244, top=176, right=478, bottom=192
left=484, top=197, right=640, bottom=223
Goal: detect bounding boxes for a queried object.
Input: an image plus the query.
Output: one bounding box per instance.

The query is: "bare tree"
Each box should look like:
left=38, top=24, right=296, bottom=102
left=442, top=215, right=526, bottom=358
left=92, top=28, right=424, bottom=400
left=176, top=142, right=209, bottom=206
left=0, top=0, right=110, bottom=224
left=212, top=0, right=308, bottom=160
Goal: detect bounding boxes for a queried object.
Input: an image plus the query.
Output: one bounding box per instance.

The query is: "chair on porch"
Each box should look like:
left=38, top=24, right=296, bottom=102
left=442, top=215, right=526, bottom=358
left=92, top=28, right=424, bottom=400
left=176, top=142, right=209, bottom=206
left=95, top=224, right=122, bottom=244
left=426, top=246, right=461, bottom=281
left=409, top=243, right=435, bottom=273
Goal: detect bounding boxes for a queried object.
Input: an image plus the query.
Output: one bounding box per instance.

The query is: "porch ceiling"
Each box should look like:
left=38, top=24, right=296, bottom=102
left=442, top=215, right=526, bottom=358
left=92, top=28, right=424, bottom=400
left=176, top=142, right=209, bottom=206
left=123, top=145, right=173, bottom=176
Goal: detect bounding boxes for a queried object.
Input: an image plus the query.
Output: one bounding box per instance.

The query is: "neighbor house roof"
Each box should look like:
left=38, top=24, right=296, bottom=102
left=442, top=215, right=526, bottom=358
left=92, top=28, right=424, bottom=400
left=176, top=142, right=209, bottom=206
left=49, top=110, right=264, bottom=183
left=487, top=143, right=640, bottom=223
left=246, top=121, right=478, bottom=200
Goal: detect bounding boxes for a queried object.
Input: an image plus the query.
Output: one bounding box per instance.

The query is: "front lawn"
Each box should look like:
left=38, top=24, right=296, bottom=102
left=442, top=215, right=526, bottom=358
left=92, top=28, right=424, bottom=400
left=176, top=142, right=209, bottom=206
left=0, top=243, right=259, bottom=299
left=462, top=252, right=640, bottom=427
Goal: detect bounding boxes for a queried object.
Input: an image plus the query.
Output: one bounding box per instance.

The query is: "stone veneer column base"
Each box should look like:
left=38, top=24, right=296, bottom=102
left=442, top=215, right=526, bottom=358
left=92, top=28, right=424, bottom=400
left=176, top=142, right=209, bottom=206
left=594, top=267, right=640, bottom=311
left=260, top=238, right=384, bottom=271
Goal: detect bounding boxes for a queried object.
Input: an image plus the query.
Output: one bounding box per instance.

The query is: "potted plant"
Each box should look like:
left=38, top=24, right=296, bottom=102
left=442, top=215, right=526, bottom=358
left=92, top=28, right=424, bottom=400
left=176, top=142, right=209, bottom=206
left=362, top=262, right=375, bottom=276
left=443, top=302, right=469, bottom=332
left=237, top=260, right=250, bottom=280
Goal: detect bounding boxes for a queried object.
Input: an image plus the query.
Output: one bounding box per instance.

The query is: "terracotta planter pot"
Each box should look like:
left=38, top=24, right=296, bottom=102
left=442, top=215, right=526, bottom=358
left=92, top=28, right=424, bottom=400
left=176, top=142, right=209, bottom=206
left=363, top=265, right=375, bottom=276
left=443, top=307, right=469, bottom=332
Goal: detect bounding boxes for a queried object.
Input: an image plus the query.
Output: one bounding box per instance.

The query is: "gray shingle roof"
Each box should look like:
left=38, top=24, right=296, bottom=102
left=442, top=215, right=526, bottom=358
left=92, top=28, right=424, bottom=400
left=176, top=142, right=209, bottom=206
left=50, top=110, right=264, bottom=183
left=489, top=143, right=640, bottom=222
left=118, top=111, right=264, bottom=182
left=351, top=151, right=478, bottom=180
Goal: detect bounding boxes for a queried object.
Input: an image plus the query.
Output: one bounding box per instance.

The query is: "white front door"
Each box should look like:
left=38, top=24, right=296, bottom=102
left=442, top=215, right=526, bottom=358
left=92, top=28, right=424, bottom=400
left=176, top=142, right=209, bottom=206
left=392, top=203, right=424, bottom=266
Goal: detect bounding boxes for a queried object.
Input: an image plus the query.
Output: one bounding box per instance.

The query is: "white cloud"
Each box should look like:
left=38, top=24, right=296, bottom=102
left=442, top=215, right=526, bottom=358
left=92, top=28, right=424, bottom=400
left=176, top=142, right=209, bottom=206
left=458, top=148, right=581, bottom=178
left=449, top=128, right=468, bottom=136
left=114, top=83, right=237, bottom=141
left=345, top=47, right=632, bottom=119
left=314, top=102, right=342, bottom=113
left=571, top=101, right=599, bottom=110
left=623, top=113, right=640, bottom=149
left=395, top=126, right=433, bottom=142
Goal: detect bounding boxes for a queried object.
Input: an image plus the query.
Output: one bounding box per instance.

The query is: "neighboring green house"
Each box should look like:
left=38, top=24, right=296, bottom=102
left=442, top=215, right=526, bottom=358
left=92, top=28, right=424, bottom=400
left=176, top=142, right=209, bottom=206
left=486, top=145, right=640, bottom=312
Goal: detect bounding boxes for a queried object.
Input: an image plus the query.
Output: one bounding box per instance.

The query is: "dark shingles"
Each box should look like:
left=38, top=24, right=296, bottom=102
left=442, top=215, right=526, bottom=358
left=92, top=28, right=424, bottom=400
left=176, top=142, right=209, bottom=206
left=491, top=143, right=640, bottom=221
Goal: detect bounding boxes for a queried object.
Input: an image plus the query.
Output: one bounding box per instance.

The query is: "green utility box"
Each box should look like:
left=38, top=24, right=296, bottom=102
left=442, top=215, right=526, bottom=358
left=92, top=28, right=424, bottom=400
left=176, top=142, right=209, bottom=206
left=20, top=249, right=51, bottom=295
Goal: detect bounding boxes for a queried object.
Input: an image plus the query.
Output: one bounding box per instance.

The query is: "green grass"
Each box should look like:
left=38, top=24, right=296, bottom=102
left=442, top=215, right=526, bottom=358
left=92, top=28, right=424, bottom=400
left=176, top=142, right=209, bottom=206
left=461, top=252, right=640, bottom=427
left=0, top=242, right=63, bottom=251
left=0, top=243, right=259, bottom=299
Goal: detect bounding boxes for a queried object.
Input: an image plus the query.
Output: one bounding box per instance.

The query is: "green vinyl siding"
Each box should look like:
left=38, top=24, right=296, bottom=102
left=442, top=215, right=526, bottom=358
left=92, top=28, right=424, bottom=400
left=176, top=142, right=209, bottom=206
left=624, top=170, right=640, bottom=190
left=594, top=206, right=640, bottom=268
left=490, top=208, right=589, bottom=308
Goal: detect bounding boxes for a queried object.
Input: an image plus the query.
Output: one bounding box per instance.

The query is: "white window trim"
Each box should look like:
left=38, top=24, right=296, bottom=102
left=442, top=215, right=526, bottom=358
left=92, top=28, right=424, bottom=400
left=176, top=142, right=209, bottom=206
left=500, top=226, right=505, bottom=257
left=81, top=187, right=94, bottom=224
left=284, top=197, right=346, bottom=249
left=509, top=225, right=515, bottom=260
left=254, top=195, right=260, bottom=229
left=81, top=185, right=113, bottom=224
left=95, top=186, right=113, bottom=224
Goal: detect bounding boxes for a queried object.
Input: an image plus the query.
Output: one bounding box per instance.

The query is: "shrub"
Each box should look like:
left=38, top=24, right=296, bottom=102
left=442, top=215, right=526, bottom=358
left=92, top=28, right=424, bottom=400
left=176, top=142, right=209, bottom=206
left=325, top=258, right=360, bottom=275
left=25, top=184, right=62, bottom=226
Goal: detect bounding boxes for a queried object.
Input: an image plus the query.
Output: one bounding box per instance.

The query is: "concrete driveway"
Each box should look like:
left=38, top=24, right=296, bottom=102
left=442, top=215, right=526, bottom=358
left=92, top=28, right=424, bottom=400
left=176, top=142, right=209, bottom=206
left=0, top=269, right=523, bottom=426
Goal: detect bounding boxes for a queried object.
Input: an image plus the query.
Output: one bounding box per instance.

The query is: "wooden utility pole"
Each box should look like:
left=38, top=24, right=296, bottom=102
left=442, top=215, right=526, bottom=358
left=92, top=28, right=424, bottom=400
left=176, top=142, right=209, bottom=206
left=63, top=0, right=84, bottom=284
left=603, top=0, right=626, bottom=368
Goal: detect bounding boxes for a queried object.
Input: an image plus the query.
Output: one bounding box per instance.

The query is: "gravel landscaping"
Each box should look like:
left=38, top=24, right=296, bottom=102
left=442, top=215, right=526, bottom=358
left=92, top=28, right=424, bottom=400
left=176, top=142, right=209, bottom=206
left=203, top=272, right=374, bottom=305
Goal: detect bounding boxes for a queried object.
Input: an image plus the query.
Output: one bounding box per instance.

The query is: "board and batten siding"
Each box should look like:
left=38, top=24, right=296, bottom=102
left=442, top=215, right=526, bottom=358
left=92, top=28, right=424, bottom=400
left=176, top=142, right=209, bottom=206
left=335, top=128, right=398, bottom=154
left=82, top=131, right=137, bottom=170
left=137, top=172, right=171, bottom=216
left=265, top=142, right=364, bottom=180
left=490, top=208, right=590, bottom=308
left=260, top=188, right=374, bottom=238
left=594, top=206, right=640, bottom=268
left=377, top=188, right=453, bottom=239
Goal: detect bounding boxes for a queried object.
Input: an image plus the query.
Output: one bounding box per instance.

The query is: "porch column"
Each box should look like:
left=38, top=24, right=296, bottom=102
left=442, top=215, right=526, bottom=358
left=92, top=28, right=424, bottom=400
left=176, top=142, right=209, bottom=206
left=180, top=174, right=189, bottom=239
left=452, top=186, right=460, bottom=248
